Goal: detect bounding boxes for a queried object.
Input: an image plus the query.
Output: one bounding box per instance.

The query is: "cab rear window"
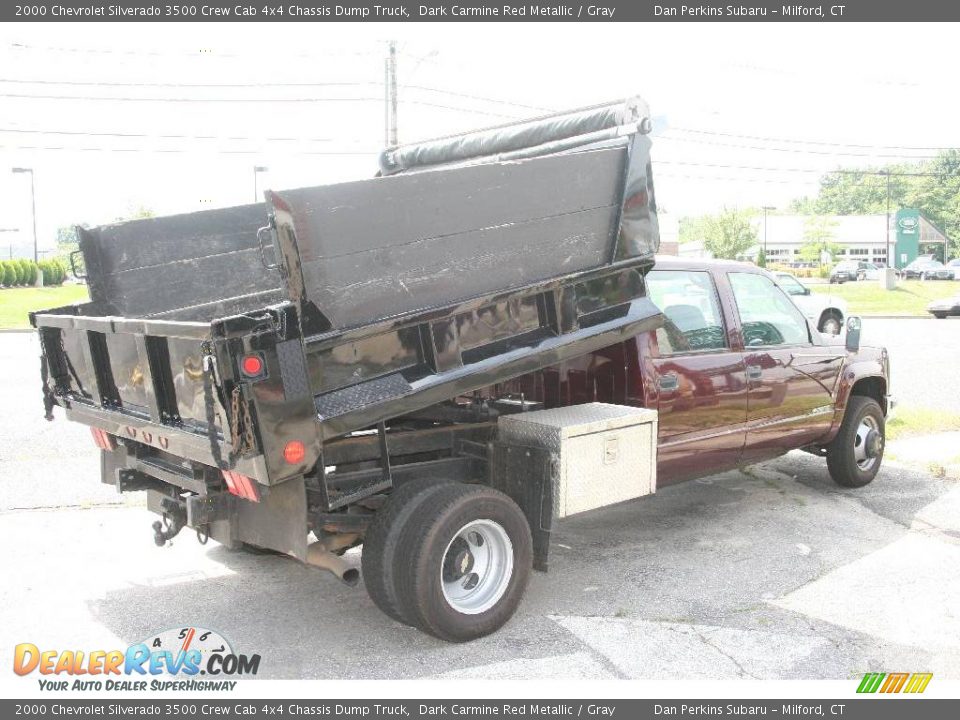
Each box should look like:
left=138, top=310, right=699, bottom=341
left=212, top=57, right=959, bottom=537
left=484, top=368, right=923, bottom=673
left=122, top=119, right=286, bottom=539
left=646, top=270, right=727, bottom=354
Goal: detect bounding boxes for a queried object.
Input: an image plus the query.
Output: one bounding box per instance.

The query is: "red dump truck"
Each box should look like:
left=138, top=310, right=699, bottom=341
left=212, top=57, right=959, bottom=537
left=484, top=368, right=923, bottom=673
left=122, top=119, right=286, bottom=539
left=31, top=97, right=890, bottom=642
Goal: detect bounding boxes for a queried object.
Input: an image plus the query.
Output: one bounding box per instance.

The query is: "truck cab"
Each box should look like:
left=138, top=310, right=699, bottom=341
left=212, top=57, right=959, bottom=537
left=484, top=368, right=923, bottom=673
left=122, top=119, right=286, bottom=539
left=499, top=256, right=890, bottom=487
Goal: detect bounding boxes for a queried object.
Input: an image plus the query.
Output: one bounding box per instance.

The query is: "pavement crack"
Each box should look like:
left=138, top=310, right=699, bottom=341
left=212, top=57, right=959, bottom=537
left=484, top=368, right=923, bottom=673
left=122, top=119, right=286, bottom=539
left=669, top=624, right=761, bottom=680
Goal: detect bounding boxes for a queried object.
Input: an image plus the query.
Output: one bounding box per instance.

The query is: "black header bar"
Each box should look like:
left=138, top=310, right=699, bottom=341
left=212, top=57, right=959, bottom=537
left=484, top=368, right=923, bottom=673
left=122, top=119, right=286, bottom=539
left=5, top=1, right=960, bottom=23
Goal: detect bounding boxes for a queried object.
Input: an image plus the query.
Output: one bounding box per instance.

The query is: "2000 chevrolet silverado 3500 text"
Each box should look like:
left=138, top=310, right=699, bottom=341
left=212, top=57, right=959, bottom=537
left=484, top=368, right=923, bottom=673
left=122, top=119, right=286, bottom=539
left=31, top=98, right=890, bottom=641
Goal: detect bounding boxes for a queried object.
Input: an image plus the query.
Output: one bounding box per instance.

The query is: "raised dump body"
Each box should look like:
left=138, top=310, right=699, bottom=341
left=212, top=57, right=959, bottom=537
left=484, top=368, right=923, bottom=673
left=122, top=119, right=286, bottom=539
left=32, top=98, right=663, bottom=619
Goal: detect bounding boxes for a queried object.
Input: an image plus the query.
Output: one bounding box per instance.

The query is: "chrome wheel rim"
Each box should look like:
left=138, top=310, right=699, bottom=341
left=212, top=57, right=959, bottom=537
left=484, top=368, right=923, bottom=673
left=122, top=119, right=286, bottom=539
left=853, top=415, right=882, bottom=471
left=440, top=519, right=513, bottom=615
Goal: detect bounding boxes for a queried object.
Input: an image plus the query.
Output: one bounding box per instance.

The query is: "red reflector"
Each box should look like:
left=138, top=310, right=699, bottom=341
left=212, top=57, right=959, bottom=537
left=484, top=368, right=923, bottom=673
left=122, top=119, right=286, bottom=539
left=90, top=427, right=116, bottom=451
left=283, top=440, right=306, bottom=465
left=222, top=470, right=260, bottom=503
left=241, top=354, right=264, bottom=377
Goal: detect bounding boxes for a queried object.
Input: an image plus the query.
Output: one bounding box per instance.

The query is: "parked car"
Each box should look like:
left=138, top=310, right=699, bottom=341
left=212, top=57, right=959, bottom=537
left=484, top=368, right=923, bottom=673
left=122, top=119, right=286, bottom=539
left=928, top=294, right=960, bottom=318
left=854, top=262, right=884, bottom=281
left=829, top=260, right=872, bottom=283
left=902, top=258, right=951, bottom=280
left=772, top=271, right=847, bottom=335
left=945, top=259, right=960, bottom=280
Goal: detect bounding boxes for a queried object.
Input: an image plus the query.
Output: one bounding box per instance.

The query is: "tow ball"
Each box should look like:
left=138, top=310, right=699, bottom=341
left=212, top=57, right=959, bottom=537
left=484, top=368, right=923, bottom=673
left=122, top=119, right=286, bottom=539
left=152, top=504, right=186, bottom=546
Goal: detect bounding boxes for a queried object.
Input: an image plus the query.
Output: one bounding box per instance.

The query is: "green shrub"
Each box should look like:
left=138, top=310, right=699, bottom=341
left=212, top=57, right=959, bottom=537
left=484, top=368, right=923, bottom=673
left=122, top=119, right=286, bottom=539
left=1, top=261, right=15, bottom=287
left=17, top=259, right=31, bottom=286
left=37, top=260, right=66, bottom=286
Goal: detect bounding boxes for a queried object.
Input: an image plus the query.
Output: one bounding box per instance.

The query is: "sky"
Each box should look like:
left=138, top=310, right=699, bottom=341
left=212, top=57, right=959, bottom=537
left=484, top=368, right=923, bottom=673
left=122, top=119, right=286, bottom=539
left=1, top=21, right=958, bottom=258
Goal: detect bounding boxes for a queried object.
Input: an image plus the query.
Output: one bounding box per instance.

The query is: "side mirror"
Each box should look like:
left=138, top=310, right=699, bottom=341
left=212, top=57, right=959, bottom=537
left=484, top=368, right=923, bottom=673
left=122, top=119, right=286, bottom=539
left=845, top=316, right=862, bottom=353
left=803, top=287, right=811, bottom=295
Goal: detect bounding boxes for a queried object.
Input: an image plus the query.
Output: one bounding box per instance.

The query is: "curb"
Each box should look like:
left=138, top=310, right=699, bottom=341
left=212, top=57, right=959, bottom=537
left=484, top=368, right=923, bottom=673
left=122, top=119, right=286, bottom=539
left=860, top=315, right=931, bottom=320
left=0, top=328, right=34, bottom=334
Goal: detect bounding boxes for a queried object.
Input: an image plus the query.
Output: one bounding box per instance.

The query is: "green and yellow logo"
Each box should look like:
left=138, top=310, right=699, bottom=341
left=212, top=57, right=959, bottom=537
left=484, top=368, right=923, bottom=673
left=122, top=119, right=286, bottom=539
left=857, top=672, right=933, bottom=694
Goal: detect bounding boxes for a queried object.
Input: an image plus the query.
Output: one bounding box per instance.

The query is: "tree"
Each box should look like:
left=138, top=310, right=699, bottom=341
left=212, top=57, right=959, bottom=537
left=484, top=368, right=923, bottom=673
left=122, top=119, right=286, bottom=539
left=800, top=216, right=842, bottom=266
left=788, top=150, right=960, bottom=259
left=756, top=247, right=767, bottom=268
left=700, top=207, right=759, bottom=260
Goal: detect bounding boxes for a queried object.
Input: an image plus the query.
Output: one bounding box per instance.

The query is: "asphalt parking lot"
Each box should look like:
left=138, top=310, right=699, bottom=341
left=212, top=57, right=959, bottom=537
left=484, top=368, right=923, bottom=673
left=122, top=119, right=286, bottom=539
left=1, top=321, right=959, bottom=680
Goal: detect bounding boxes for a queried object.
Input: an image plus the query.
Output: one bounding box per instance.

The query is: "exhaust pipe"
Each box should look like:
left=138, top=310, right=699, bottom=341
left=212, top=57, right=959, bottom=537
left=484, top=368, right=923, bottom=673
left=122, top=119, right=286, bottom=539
left=305, top=540, right=360, bottom=586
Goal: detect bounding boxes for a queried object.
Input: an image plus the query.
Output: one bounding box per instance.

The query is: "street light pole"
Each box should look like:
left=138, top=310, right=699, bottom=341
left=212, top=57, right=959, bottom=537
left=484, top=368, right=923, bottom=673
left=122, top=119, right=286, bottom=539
left=253, top=166, right=268, bottom=202
left=11, top=167, right=37, bottom=265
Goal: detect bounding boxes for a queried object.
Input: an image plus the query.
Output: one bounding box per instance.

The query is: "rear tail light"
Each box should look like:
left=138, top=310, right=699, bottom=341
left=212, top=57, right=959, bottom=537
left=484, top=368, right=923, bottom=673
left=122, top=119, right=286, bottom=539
left=283, top=440, right=306, bottom=465
left=240, top=353, right=266, bottom=379
left=222, top=470, right=261, bottom=503
left=90, top=427, right=116, bottom=451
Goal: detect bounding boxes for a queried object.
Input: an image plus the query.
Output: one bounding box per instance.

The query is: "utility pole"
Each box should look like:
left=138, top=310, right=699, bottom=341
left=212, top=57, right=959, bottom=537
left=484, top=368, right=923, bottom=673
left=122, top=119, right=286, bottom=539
left=0, top=228, right=18, bottom=260
left=253, top=166, right=268, bottom=202
left=11, top=168, right=37, bottom=266
left=883, top=169, right=892, bottom=267
left=385, top=40, right=399, bottom=147
left=761, top=206, right=775, bottom=260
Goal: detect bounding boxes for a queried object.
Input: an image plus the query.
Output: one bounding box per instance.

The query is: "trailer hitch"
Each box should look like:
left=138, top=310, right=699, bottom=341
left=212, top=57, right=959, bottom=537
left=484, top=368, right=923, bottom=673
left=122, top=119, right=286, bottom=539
left=152, top=503, right=186, bottom=546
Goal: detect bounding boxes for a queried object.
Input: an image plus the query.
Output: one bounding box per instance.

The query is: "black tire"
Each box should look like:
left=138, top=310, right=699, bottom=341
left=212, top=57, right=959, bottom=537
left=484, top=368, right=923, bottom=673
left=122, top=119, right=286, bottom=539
left=933, top=313, right=947, bottom=319
left=361, top=478, right=454, bottom=624
left=827, top=396, right=885, bottom=488
left=394, top=483, right=532, bottom=642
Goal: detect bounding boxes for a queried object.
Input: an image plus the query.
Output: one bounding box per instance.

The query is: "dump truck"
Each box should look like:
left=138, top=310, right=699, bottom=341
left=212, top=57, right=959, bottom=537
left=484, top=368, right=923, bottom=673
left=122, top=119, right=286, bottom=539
left=32, top=98, right=664, bottom=641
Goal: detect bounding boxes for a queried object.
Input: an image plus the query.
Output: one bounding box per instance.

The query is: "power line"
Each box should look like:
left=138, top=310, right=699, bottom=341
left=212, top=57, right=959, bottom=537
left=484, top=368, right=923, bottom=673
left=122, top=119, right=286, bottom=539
left=656, top=160, right=960, bottom=178
left=656, top=134, right=951, bottom=161
left=665, top=125, right=960, bottom=152
left=0, top=92, right=522, bottom=118
left=0, top=76, right=553, bottom=112
left=0, top=126, right=335, bottom=143
left=7, top=41, right=381, bottom=60
left=0, top=143, right=379, bottom=156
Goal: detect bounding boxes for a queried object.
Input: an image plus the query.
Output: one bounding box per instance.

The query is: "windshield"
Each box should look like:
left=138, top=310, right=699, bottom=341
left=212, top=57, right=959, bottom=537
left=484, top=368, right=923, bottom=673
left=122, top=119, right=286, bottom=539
left=775, top=274, right=807, bottom=296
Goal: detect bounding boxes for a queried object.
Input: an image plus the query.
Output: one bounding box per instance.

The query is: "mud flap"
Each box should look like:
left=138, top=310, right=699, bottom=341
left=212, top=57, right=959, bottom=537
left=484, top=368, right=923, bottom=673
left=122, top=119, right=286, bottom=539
left=235, top=477, right=309, bottom=561
left=491, top=442, right=556, bottom=572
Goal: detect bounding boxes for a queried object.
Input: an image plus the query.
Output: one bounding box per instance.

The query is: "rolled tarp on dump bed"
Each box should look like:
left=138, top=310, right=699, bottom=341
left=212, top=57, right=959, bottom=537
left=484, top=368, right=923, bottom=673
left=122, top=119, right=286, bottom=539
left=268, top=96, right=659, bottom=331
left=379, top=97, right=652, bottom=175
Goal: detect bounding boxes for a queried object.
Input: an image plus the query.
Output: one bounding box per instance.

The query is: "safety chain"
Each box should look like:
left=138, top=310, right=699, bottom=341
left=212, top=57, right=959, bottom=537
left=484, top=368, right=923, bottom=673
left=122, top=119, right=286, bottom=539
left=229, top=385, right=257, bottom=456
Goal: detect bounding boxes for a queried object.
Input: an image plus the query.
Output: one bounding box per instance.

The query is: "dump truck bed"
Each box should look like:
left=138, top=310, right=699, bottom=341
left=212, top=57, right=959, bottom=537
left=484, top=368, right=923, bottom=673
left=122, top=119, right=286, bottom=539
left=33, top=97, right=662, bottom=493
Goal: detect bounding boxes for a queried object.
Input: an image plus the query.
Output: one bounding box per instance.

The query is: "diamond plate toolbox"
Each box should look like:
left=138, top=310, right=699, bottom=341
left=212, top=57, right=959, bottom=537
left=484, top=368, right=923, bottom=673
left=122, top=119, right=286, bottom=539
left=497, top=403, right=658, bottom=518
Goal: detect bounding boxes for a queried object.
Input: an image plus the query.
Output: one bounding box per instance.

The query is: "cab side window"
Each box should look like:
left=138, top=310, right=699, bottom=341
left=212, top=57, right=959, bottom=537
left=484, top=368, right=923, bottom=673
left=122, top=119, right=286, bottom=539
left=646, top=270, right=727, bottom=354
left=729, top=272, right=811, bottom=347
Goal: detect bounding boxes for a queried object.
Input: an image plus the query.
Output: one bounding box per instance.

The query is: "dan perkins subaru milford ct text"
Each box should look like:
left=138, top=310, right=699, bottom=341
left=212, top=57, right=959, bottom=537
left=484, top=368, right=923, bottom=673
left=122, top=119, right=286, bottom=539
left=654, top=4, right=847, bottom=16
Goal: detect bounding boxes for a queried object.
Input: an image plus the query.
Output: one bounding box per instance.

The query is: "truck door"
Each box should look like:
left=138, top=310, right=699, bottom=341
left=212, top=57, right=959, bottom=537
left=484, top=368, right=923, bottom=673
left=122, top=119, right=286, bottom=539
left=726, top=271, right=841, bottom=463
left=642, top=269, right=749, bottom=485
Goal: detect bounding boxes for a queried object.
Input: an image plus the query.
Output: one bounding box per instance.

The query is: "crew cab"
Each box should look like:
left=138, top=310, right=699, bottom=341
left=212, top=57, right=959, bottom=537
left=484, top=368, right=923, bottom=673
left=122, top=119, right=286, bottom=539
left=502, top=257, right=890, bottom=489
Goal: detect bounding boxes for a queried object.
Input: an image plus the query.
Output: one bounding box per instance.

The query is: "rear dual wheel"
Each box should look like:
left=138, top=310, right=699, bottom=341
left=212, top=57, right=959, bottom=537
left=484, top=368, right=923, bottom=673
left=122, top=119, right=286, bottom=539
left=362, top=482, right=532, bottom=642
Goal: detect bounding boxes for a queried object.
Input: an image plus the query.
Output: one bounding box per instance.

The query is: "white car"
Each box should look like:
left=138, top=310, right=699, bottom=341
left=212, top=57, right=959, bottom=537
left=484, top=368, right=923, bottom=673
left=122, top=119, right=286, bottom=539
left=946, top=258, right=960, bottom=280
left=772, top=271, right=848, bottom=335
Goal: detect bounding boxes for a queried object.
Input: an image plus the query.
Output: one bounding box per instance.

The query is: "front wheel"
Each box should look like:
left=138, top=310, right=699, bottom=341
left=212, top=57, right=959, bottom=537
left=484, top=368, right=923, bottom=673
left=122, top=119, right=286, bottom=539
left=394, top=483, right=532, bottom=642
left=933, top=313, right=948, bottom=319
left=826, top=396, right=885, bottom=488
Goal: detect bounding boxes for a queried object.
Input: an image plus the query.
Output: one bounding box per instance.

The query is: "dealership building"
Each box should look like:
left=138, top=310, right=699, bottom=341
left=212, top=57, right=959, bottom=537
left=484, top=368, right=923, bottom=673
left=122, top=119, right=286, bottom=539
left=677, top=209, right=951, bottom=268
